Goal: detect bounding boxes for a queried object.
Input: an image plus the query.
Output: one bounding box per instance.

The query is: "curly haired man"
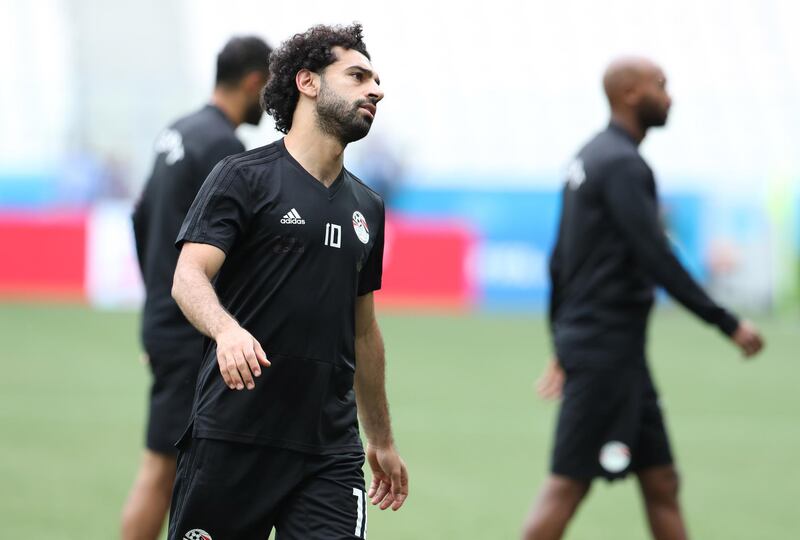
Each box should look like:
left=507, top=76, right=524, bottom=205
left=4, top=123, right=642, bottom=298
left=167, top=23, right=408, bottom=540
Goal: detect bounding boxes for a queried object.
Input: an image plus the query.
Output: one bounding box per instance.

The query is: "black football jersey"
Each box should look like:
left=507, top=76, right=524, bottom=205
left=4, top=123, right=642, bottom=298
left=177, top=139, right=385, bottom=453
left=549, top=122, right=738, bottom=368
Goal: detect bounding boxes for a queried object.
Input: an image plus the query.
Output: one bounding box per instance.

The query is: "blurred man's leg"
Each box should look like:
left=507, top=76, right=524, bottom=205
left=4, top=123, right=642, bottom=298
left=637, top=465, right=687, bottom=540
left=121, top=450, right=176, bottom=540
left=521, top=475, right=591, bottom=540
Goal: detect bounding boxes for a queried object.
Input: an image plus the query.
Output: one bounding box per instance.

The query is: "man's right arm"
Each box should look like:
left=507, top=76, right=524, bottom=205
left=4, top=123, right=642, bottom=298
left=548, top=227, right=563, bottom=338
left=538, top=211, right=566, bottom=400
left=172, top=242, right=270, bottom=389
left=131, top=198, right=149, bottom=279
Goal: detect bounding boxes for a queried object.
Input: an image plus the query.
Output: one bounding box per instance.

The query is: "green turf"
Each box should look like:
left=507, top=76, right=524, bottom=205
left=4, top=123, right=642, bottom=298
left=0, top=302, right=797, bottom=539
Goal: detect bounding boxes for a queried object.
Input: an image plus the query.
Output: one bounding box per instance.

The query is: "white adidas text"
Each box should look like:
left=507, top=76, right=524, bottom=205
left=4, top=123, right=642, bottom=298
left=280, top=208, right=305, bottom=225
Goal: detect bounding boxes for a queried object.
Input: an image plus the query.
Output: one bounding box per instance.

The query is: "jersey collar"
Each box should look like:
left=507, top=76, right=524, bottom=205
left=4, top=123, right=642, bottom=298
left=278, top=138, right=347, bottom=200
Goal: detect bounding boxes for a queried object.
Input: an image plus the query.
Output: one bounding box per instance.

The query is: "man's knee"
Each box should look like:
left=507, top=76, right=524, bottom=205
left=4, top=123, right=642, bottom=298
left=143, top=450, right=178, bottom=483
left=121, top=452, right=177, bottom=536
left=124, top=451, right=178, bottom=508
left=546, top=475, right=591, bottom=504
left=521, top=476, right=590, bottom=539
left=639, top=466, right=680, bottom=506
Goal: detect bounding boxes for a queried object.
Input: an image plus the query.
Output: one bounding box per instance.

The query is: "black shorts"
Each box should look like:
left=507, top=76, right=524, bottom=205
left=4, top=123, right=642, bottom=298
left=551, top=363, right=673, bottom=481
left=146, top=354, right=202, bottom=455
left=168, top=436, right=368, bottom=540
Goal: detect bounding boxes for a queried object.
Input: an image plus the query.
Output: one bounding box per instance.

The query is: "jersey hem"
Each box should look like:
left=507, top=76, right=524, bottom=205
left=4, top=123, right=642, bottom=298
left=192, top=427, right=364, bottom=455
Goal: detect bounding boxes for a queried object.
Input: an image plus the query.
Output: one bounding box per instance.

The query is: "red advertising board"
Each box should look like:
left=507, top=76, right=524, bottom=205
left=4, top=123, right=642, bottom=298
left=0, top=211, right=87, bottom=300
left=378, top=214, right=476, bottom=310
left=0, top=209, right=476, bottom=309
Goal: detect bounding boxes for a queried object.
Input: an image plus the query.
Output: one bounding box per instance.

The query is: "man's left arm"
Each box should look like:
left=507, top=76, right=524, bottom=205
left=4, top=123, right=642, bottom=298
left=354, top=292, right=409, bottom=511
left=603, top=159, right=763, bottom=356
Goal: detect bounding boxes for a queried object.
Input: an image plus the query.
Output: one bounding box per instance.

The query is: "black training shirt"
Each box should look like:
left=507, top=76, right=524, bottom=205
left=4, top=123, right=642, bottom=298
left=176, top=139, right=385, bottom=454
left=549, top=122, right=739, bottom=367
left=133, top=105, right=244, bottom=358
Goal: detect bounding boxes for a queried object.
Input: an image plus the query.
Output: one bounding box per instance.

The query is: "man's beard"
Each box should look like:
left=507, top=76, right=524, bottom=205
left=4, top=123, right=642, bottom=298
left=638, top=96, right=669, bottom=128
left=243, top=99, right=263, bottom=126
left=315, top=79, right=373, bottom=144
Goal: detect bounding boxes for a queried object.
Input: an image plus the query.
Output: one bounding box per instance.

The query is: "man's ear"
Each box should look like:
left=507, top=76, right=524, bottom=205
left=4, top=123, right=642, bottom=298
left=296, top=69, right=319, bottom=99
left=241, top=71, right=267, bottom=94
left=622, top=83, right=641, bottom=108
left=239, top=71, right=265, bottom=95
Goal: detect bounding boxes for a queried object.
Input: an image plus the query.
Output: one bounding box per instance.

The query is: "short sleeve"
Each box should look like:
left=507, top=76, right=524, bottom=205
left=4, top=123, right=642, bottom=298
left=357, top=203, right=385, bottom=296
left=192, top=137, right=245, bottom=193
left=176, top=159, right=252, bottom=254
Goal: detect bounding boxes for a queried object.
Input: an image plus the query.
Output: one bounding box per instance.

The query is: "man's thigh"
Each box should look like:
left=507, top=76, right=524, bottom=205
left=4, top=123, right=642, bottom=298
left=168, top=438, right=303, bottom=540
left=552, top=366, right=643, bottom=481
left=275, top=452, right=367, bottom=540
left=146, top=353, right=201, bottom=455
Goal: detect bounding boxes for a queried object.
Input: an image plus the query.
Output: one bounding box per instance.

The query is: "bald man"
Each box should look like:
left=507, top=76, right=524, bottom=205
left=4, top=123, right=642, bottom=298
left=521, top=58, right=764, bottom=540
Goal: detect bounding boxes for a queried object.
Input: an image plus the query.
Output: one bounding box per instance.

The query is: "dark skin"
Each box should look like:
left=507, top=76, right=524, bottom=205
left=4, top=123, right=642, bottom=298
left=602, top=56, right=672, bottom=143
left=522, top=57, right=764, bottom=540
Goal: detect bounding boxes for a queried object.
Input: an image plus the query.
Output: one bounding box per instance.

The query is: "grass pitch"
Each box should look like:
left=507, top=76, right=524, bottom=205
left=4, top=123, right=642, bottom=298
left=0, top=302, right=797, bottom=539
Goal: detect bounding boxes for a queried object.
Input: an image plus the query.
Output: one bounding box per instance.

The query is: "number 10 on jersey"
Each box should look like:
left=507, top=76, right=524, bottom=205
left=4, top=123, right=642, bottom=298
left=325, top=223, right=342, bottom=248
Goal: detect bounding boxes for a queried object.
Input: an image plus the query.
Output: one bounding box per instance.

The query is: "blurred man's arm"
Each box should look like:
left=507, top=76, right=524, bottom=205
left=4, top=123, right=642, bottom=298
left=539, top=229, right=566, bottom=400
left=548, top=227, right=564, bottom=341
left=131, top=199, right=149, bottom=279
left=354, top=292, right=408, bottom=511
left=603, top=159, right=763, bottom=356
left=536, top=357, right=565, bottom=400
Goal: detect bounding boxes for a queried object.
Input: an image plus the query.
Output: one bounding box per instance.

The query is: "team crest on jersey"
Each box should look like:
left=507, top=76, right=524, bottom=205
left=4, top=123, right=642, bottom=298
left=352, top=211, right=370, bottom=244
left=566, top=158, right=586, bottom=190
left=183, top=529, right=212, bottom=540
left=154, top=128, right=185, bottom=165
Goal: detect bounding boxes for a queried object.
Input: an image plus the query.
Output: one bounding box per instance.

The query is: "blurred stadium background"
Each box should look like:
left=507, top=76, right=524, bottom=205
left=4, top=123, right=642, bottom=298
left=1, top=1, right=798, bottom=538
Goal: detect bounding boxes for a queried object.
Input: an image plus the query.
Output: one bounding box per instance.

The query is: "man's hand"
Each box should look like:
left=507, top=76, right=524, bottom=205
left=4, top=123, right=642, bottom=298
left=215, top=322, right=270, bottom=390
left=172, top=242, right=270, bottom=389
left=536, top=357, right=565, bottom=400
left=731, top=320, right=764, bottom=358
left=366, top=444, right=408, bottom=511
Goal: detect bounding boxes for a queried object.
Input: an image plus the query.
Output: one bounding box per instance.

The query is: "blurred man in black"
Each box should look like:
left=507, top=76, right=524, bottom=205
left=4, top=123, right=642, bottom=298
left=522, top=57, right=764, bottom=540
left=124, top=36, right=271, bottom=540
left=167, top=24, right=407, bottom=540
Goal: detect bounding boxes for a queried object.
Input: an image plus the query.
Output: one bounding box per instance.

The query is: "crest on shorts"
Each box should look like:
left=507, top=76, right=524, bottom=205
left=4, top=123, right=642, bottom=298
left=599, top=441, right=631, bottom=473
left=183, top=529, right=212, bottom=540
left=352, top=211, right=370, bottom=244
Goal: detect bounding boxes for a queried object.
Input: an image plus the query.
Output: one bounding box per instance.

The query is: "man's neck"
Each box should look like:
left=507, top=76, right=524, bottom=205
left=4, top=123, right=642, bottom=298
left=283, top=123, right=346, bottom=187
left=609, top=111, right=645, bottom=145
left=211, top=89, right=243, bottom=128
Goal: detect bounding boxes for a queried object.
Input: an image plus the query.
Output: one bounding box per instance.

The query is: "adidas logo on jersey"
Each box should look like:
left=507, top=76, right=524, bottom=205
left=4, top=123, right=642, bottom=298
left=280, top=208, right=306, bottom=225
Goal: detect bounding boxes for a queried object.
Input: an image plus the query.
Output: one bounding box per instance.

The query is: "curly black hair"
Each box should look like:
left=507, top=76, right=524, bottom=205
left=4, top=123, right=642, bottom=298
left=262, top=23, right=370, bottom=134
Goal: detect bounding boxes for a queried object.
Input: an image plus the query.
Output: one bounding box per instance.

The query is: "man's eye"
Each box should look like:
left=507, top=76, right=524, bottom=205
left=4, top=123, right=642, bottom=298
left=351, top=73, right=363, bottom=81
